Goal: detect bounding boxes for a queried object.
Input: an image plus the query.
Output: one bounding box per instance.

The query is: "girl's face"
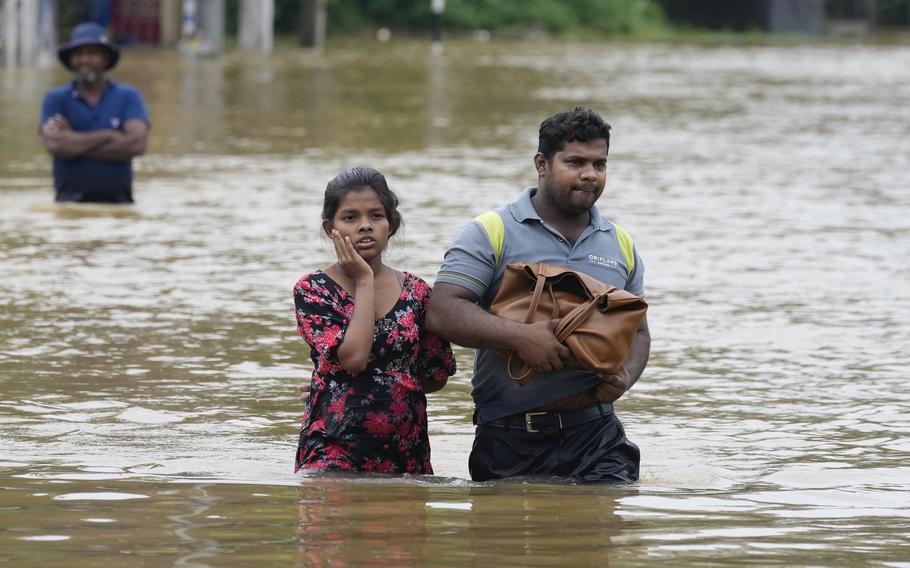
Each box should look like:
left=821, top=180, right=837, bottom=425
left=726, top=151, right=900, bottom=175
left=323, top=186, right=391, bottom=263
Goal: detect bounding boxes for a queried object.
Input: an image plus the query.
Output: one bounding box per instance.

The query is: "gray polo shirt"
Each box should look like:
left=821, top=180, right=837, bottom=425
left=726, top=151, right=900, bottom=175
left=436, top=187, right=645, bottom=422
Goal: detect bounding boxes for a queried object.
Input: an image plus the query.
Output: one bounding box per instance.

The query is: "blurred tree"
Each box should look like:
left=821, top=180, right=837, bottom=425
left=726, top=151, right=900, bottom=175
left=828, top=0, right=910, bottom=24
left=260, top=0, right=666, bottom=36
left=218, top=0, right=910, bottom=39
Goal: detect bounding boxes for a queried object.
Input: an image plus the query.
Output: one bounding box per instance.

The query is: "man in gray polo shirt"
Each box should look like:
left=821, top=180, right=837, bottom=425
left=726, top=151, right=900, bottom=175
left=426, top=107, right=650, bottom=483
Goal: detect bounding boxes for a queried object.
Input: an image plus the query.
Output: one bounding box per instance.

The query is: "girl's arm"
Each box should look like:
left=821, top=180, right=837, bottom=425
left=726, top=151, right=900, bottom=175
left=332, top=231, right=376, bottom=374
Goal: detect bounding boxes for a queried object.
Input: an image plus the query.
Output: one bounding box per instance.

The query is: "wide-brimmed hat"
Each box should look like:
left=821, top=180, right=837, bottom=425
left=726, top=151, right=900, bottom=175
left=58, top=22, right=120, bottom=71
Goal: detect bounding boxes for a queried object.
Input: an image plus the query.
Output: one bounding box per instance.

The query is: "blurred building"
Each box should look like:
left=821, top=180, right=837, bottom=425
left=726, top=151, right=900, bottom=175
left=3, top=0, right=55, bottom=66
left=57, top=0, right=209, bottom=47
left=2, top=0, right=284, bottom=66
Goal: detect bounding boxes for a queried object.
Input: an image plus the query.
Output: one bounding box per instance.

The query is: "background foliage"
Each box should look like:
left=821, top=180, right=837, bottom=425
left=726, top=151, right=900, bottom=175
left=59, top=0, right=910, bottom=39
left=230, top=0, right=669, bottom=36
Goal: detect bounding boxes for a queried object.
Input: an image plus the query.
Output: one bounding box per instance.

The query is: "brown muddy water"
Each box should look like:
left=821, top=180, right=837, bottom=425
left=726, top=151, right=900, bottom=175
left=1, top=37, right=910, bottom=566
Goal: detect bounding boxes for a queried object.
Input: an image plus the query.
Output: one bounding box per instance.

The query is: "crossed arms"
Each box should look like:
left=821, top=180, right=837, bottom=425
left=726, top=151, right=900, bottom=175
left=40, top=114, right=148, bottom=162
left=426, top=282, right=650, bottom=403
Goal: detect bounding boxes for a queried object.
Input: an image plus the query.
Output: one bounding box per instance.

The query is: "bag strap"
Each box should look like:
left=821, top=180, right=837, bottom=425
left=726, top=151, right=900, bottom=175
left=509, top=289, right=604, bottom=383
left=505, top=263, right=565, bottom=384
left=474, top=210, right=635, bottom=276
left=553, top=294, right=605, bottom=342
left=506, top=263, right=546, bottom=383
left=524, top=263, right=547, bottom=323
left=506, top=351, right=534, bottom=384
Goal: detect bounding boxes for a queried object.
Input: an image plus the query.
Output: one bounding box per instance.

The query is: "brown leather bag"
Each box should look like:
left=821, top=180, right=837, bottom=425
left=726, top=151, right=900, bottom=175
left=490, top=262, right=648, bottom=385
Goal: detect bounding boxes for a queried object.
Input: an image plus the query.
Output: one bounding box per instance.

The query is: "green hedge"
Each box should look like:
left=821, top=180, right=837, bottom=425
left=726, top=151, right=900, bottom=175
left=230, top=0, right=910, bottom=38
left=238, top=0, right=668, bottom=36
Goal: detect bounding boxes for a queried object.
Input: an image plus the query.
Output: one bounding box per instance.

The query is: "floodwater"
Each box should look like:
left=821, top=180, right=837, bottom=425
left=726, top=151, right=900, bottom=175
left=2, top=36, right=910, bottom=566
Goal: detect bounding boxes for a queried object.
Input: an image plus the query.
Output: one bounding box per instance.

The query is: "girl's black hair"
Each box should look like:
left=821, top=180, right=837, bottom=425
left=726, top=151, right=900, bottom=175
left=322, top=167, right=403, bottom=236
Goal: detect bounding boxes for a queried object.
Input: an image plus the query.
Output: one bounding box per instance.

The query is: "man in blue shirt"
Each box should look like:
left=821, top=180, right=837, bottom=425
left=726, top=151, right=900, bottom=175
left=39, top=22, right=150, bottom=203
left=427, top=107, right=650, bottom=483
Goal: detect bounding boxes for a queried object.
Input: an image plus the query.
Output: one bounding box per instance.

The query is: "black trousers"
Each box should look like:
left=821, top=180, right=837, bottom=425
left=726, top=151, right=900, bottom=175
left=468, top=408, right=640, bottom=483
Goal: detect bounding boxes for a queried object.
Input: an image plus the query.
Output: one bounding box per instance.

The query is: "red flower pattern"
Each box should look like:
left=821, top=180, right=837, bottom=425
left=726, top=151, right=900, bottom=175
left=363, top=412, right=397, bottom=437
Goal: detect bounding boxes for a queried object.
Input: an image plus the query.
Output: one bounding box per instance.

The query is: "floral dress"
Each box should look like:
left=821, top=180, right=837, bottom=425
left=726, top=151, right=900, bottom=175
left=293, top=270, right=456, bottom=475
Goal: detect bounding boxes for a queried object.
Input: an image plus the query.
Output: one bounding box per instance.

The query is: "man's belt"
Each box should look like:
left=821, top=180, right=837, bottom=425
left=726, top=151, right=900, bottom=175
left=477, top=402, right=614, bottom=433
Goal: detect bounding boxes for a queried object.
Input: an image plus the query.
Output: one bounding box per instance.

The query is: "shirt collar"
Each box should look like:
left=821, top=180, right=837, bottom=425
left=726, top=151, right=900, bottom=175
left=589, top=205, right=613, bottom=232
left=70, top=79, right=114, bottom=99
left=509, top=186, right=614, bottom=232
left=508, top=187, right=541, bottom=222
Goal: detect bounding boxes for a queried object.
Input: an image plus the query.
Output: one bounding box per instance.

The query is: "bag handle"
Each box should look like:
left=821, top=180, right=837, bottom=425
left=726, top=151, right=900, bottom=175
left=553, top=294, right=605, bottom=342
left=509, top=295, right=603, bottom=384
left=507, top=264, right=564, bottom=384
left=523, top=263, right=547, bottom=323
left=506, top=351, right=534, bottom=384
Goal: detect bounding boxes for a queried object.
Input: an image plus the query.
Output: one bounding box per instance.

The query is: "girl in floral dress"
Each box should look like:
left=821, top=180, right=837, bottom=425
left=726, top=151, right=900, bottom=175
left=293, top=167, right=456, bottom=475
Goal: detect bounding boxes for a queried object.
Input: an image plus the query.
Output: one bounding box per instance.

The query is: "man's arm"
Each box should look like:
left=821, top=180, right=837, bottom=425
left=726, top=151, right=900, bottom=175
left=420, top=378, right=447, bottom=394
left=84, top=119, right=149, bottom=161
left=40, top=114, right=114, bottom=159
left=594, top=314, right=650, bottom=403
left=624, top=314, right=651, bottom=385
left=426, top=282, right=571, bottom=374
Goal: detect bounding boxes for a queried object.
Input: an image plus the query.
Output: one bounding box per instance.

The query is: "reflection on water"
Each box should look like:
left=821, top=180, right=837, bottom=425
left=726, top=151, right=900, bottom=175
left=296, top=477, right=630, bottom=567
left=2, top=37, right=910, bottom=565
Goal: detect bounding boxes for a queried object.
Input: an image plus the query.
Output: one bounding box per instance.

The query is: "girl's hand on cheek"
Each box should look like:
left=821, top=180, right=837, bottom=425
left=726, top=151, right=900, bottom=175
left=331, top=229, right=373, bottom=283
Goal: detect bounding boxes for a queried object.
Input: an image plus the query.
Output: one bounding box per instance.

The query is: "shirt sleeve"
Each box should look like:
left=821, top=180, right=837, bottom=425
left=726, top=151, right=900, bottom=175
left=415, top=286, right=456, bottom=383
left=625, top=246, right=646, bottom=299
left=434, top=219, right=498, bottom=299
left=293, top=276, right=348, bottom=360
left=123, top=87, right=150, bottom=125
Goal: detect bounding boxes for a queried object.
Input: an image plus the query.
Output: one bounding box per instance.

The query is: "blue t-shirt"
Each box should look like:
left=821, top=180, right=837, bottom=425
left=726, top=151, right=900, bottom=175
left=40, top=80, right=150, bottom=203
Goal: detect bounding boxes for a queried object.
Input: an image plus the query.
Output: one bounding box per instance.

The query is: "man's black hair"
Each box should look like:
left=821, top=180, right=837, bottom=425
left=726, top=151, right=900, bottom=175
left=322, top=167, right=403, bottom=236
left=537, top=107, right=611, bottom=162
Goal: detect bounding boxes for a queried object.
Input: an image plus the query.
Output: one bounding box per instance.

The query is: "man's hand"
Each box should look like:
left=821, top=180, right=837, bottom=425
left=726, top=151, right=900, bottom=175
left=514, top=319, right=572, bottom=374
left=298, top=382, right=310, bottom=403
left=40, top=114, right=117, bottom=159
left=41, top=113, right=71, bottom=135
left=595, top=368, right=633, bottom=403
left=84, top=118, right=148, bottom=161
